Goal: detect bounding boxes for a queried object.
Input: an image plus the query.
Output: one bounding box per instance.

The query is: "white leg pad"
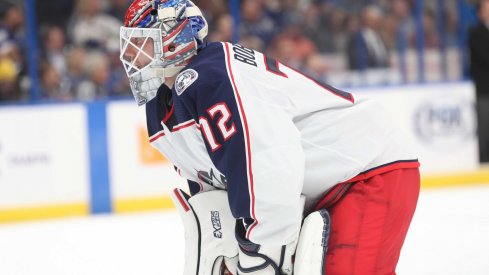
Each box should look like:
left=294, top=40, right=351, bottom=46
left=294, top=209, right=331, bottom=275
left=170, top=188, right=238, bottom=275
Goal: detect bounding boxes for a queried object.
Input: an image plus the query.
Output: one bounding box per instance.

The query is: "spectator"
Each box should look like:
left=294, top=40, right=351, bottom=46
left=40, top=26, right=74, bottom=100
left=390, top=0, right=415, bottom=42
left=238, top=34, right=265, bottom=52
left=39, top=62, right=71, bottom=100
left=0, top=2, right=24, bottom=47
left=381, top=0, right=415, bottom=69
left=469, top=0, right=489, bottom=162
left=69, top=0, right=121, bottom=51
left=65, top=46, right=87, bottom=96
left=0, top=0, right=474, bottom=102
left=327, top=6, right=350, bottom=52
left=303, top=53, right=329, bottom=81
left=193, top=0, right=228, bottom=28
left=240, top=0, right=282, bottom=46
left=106, top=41, right=131, bottom=97
left=303, top=2, right=351, bottom=54
left=420, top=9, right=440, bottom=49
left=0, top=2, right=26, bottom=98
left=267, top=0, right=302, bottom=29
left=76, top=52, right=110, bottom=100
left=42, top=26, right=67, bottom=76
left=380, top=14, right=399, bottom=50
left=36, top=0, right=75, bottom=33
left=106, top=0, right=131, bottom=21
left=303, top=2, right=338, bottom=53
left=208, top=14, right=234, bottom=43
left=334, top=0, right=367, bottom=13
left=445, top=3, right=460, bottom=47
left=347, top=5, right=390, bottom=70
left=0, top=41, right=19, bottom=101
left=268, top=25, right=317, bottom=69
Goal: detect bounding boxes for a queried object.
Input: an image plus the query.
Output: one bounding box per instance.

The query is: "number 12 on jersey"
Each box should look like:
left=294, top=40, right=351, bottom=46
left=199, top=102, right=237, bottom=152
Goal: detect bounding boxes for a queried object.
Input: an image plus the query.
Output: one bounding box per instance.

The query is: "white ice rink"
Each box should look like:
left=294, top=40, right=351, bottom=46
left=1, top=185, right=489, bottom=275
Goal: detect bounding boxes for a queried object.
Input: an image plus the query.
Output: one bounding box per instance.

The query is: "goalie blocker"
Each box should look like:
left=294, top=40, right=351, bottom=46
left=171, top=189, right=331, bottom=275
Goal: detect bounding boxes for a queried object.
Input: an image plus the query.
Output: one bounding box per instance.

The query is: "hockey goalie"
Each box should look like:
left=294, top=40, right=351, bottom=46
left=119, top=0, right=420, bottom=274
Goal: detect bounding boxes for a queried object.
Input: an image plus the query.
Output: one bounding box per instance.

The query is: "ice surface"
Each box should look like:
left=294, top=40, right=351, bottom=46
left=1, top=185, right=489, bottom=275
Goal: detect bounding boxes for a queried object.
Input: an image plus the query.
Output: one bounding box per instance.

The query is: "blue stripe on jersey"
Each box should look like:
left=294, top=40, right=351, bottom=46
left=264, top=55, right=288, bottom=77
left=179, top=42, right=253, bottom=221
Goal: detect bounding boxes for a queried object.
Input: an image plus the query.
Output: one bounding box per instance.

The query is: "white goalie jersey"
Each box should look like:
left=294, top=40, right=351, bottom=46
left=145, top=42, right=419, bottom=246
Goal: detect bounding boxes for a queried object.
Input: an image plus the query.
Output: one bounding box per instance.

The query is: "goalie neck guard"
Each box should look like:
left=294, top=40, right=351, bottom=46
left=120, top=0, right=208, bottom=105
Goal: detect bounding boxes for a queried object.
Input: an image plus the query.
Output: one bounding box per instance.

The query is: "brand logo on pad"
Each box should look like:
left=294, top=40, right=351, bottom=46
left=175, top=69, right=198, bottom=96
left=211, top=211, right=222, bottom=238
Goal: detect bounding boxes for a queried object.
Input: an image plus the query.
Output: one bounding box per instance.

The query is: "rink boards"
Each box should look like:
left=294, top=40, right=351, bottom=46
left=0, top=81, right=487, bottom=222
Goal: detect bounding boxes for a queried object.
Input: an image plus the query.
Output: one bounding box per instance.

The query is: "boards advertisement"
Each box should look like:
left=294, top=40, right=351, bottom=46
left=0, top=104, right=89, bottom=210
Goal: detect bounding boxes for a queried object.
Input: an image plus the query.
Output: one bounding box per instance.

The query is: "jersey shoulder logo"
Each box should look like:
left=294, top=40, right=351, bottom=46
left=175, top=69, right=198, bottom=96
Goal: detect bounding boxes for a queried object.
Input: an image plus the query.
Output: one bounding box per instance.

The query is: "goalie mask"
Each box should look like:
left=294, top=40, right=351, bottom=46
left=120, top=0, right=208, bottom=105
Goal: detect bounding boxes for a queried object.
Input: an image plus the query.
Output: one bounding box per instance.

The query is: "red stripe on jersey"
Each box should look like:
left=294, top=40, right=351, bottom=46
left=149, top=131, right=165, bottom=142
left=173, top=189, right=190, bottom=212
left=162, top=104, right=175, bottom=124
left=224, top=42, right=258, bottom=240
left=172, top=120, right=196, bottom=132
left=149, top=120, right=195, bottom=143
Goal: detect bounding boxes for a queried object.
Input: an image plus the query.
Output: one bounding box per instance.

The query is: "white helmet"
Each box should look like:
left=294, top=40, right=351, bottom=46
left=120, top=0, right=208, bottom=105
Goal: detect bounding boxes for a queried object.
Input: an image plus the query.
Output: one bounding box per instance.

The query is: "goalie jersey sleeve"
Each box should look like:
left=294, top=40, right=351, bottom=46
left=175, top=42, right=305, bottom=246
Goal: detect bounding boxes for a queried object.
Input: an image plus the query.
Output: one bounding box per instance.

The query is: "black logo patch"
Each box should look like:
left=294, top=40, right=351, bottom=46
left=211, top=211, right=222, bottom=238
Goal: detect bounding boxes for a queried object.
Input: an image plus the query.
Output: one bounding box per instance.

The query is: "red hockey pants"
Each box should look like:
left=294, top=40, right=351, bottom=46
left=315, top=167, right=420, bottom=275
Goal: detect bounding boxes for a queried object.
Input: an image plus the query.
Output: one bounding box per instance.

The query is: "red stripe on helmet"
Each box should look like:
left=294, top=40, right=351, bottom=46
left=163, top=19, right=189, bottom=43
left=131, top=6, right=153, bottom=27
left=164, top=42, right=196, bottom=60
left=124, top=0, right=152, bottom=27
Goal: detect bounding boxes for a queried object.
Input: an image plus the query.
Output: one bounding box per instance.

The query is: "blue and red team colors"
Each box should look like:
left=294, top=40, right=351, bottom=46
left=146, top=42, right=420, bottom=273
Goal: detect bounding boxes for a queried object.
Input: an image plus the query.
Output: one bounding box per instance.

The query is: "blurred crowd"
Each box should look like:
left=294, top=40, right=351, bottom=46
left=0, top=0, right=474, bottom=102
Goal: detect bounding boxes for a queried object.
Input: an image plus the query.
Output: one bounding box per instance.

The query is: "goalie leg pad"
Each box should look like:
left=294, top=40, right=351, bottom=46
left=171, top=189, right=238, bottom=275
left=293, top=209, right=331, bottom=275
